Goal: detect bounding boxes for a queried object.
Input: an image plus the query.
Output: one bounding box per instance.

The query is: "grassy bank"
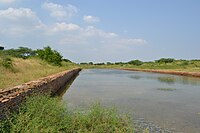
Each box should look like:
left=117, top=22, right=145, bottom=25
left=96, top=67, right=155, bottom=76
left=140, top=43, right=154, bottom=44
left=0, top=95, right=134, bottom=133
left=80, top=59, right=200, bottom=73
left=0, top=57, right=78, bottom=90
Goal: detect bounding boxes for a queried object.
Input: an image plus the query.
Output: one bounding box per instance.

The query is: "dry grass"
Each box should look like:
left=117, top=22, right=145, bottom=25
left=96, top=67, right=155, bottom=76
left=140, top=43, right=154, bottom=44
left=0, top=58, right=78, bottom=90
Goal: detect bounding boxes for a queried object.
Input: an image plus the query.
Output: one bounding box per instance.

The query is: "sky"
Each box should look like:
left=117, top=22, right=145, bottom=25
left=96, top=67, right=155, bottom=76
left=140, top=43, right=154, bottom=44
left=0, top=0, right=200, bottom=63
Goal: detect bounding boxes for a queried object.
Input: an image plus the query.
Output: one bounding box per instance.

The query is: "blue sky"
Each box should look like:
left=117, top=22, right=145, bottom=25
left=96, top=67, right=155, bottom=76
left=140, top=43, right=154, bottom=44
left=0, top=0, right=199, bottom=63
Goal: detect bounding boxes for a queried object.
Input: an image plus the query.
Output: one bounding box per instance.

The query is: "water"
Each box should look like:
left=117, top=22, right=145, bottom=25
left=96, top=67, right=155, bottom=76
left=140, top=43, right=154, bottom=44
left=62, top=69, right=200, bottom=133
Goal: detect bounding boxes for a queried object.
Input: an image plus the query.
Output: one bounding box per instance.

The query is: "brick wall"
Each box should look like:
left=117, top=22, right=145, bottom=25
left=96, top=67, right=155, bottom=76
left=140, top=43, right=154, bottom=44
left=0, top=68, right=81, bottom=119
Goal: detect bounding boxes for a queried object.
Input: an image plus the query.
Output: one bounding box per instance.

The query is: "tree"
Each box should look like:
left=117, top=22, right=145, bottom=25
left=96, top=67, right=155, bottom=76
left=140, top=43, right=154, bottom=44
left=128, top=60, right=143, bottom=66
left=0, top=46, right=4, bottom=50
left=155, top=58, right=175, bottom=63
left=2, top=47, right=36, bottom=59
left=36, top=46, right=63, bottom=66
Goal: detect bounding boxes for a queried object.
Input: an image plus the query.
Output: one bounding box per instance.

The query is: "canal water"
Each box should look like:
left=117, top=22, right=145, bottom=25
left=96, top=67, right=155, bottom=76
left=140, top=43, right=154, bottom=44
left=62, top=69, right=200, bottom=133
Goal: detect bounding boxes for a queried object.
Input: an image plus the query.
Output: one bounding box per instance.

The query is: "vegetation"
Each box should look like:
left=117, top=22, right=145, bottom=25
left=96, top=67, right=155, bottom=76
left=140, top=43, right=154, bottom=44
left=128, top=60, right=143, bottom=66
left=0, top=95, right=134, bottom=133
left=1, top=47, right=36, bottom=59
left=0, top=46, right=77, bottom=90
left=155, top=58, right=175, bottom=64
left=36, top=46, right=63, bottom=66
left=80, top=58, right=200, bottom=72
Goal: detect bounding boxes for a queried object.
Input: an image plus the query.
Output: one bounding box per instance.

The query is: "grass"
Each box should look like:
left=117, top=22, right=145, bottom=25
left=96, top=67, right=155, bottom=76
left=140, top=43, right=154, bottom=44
left=0, top=57, right=78, bottom=90
left=80, top=60, right=200, bottom=72
left=157, top=88, right=176, bottom=91
left=0, top=95, right=134, bottom=133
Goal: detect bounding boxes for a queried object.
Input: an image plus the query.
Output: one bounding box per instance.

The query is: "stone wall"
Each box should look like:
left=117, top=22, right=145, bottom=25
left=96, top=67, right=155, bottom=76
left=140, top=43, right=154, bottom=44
left=0, top=68, right=81, bottom=119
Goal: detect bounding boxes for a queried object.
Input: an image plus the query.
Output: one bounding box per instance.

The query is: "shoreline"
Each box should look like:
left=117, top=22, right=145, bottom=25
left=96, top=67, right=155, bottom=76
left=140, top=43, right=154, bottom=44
left=119, top=68, right=200, bottom=78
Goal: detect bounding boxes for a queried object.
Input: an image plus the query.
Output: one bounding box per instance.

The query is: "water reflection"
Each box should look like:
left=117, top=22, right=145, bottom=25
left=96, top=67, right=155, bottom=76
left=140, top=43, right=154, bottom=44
left=62, top=69, right=200, bottom=133
left=157, top=76, right=200, bottom=86
left=157, top=77, right=175, bottom=84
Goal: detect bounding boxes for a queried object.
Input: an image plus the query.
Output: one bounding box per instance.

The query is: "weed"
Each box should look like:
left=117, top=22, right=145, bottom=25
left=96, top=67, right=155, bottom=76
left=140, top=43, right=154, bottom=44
left=0, top=95, right=134, bottom=133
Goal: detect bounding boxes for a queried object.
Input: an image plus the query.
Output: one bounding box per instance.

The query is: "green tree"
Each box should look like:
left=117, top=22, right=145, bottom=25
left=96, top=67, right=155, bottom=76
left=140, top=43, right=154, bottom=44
left=2, top=47, right=36, bottom=59
left=36, top=46, right=63, bottom=66
left=128, top=60, right=143, bottom=66
left=155, top=58, right=175, bottom=63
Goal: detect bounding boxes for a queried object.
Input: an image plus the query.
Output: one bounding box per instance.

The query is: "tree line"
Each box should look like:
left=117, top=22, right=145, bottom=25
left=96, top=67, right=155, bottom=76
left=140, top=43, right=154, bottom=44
left=0, top=46, right=71, bottom=69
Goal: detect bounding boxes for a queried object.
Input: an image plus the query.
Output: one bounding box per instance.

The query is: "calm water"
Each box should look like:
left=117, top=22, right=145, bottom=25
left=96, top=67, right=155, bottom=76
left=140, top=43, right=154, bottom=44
left=62, top=69, right=200, bottom=133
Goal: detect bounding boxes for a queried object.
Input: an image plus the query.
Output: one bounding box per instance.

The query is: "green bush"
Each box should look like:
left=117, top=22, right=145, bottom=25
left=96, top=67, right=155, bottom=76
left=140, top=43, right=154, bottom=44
left=128, top=60, right=143, bottom=66
left=2, top=47, right=36, bottom=59
left=155, top=58, right=175, bottom=63
left=0, top=54, right=13, bottom=69
left=0, top=95, right=133, bottom=133
left=2, top=57, right=13, bottom=69
left=36, top=46, right=63, bottom=66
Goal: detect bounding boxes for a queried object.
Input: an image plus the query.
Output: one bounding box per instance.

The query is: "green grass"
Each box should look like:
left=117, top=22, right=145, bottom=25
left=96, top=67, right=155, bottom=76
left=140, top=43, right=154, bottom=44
left=0, top=57, right=78, bottom=90
left=157, top=88, right=176, bottom=91
left=80, top=60, right=200, bottom=72
left=0, top=95, right=134, bottom=133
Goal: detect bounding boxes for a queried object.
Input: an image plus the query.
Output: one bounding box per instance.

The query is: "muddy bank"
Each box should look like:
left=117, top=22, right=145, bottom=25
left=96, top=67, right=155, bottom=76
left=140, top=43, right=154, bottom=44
left=119, top=68, right=200, bottom=78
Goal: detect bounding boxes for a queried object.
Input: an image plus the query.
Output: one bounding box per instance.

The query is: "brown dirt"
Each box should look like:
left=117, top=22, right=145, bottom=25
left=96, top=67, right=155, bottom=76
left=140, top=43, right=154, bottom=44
left=119, top=68, right=200, bottom=78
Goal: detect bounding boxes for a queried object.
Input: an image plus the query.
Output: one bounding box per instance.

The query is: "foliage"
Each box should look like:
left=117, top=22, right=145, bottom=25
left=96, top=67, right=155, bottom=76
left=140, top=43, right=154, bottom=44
left=128, top=60, right=143, bottom=66
left=2, top=47, right=36, bottom=59
left=36, top=46, right=63, bottom=66
left=115, top=62, right=124, bottom=65
left=107, top=62, right=112, bottom=65
left=0, top=95, right=133, bottom=133
left=155, top=58, right=175, bottom=63
left=0, top=46, right=4, bottom=50
left=62, top=58, right=72, bottom=63
left=1, top=57, right=13, bottom=69
left=0, top=51, right=13, bottom=69
left=0, top=58, right=77, bottom=90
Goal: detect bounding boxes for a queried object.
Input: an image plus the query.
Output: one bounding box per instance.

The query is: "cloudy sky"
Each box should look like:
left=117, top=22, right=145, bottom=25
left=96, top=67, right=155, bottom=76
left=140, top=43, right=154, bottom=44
left=0, top=0, right=199, bottom=62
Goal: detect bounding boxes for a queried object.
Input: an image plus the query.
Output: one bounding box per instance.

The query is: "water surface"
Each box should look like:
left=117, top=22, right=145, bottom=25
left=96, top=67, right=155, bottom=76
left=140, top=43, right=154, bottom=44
left=62, top=69, right=200, bottom=133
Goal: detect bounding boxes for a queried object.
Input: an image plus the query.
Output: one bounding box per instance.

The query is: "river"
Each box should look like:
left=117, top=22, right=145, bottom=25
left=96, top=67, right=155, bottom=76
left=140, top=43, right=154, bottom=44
left=62, top=69, right=200, bottom=133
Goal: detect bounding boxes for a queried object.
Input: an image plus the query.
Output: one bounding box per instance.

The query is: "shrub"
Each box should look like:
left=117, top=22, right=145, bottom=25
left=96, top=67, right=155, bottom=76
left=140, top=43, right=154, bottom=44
left=2, top=57, right=13, bottom=69
left=0, top=54, right=13, bottom=69
left=128, top=60, right=143, bottom=66
left=155, top=58, right=175, bottom=63
left=0, top=95, right=133, bottom=133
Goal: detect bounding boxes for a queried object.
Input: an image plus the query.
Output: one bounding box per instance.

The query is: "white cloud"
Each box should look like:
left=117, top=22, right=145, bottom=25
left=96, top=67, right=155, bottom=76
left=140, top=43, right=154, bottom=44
left=0, top=0, right=16, bottom=4
left=42, top=2, right=78, bottom=20
left=0, top=7, right=147, bottom=62
left=0, top=8, right=44, bottom=35
left=84, top=26, right=118, bottom=38
left=83, top=15, right=100, bottom=23
left=49, top=22, right=80, bottom=33
left=117, top=38, right=147, bottom=45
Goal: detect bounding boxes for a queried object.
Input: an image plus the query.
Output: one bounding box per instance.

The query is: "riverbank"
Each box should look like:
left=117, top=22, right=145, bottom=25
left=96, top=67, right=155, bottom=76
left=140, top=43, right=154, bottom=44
left=0, top=94, right=134, bottom=133
left=0, top=57, right=78, bottom=90
left=119, top=68, right=200, bottom=78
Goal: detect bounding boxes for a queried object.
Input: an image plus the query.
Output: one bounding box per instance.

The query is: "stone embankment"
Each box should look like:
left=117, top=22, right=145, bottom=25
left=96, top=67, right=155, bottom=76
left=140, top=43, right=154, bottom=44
left=0, top=68, right=81, bottom=119
left=120, top=68, right=200, bottom=78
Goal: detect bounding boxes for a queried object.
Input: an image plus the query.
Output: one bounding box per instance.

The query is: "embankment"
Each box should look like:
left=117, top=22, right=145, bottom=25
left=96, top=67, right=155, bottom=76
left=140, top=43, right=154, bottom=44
left=0, top=68, right=81, bottom=119
left=120, top=68, right=200, bottom=78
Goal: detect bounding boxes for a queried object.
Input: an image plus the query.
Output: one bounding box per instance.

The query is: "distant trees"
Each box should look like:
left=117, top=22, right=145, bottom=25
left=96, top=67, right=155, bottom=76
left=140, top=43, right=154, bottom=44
left=128, top=60, right=143, bottom=66
left=2, top=47, right=36, bottom=59
left=0, top=46, right=69, bottom=66
left=155, top=58, right=175, bottom=63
